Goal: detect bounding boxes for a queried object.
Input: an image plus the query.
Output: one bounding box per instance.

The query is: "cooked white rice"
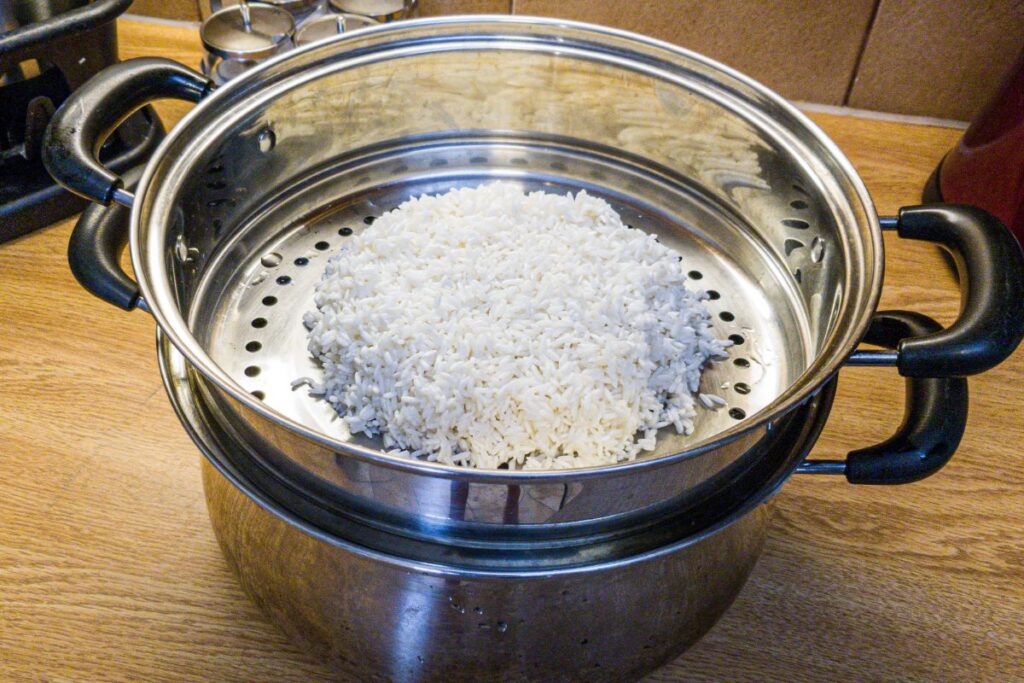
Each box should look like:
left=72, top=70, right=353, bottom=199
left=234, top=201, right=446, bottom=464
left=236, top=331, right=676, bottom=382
left=305, top=182, right=728, bottom=469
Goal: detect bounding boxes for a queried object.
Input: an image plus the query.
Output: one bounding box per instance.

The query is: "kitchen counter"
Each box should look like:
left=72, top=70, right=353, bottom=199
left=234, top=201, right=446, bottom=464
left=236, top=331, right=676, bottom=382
left=1, top=18, right=1022, bottom=683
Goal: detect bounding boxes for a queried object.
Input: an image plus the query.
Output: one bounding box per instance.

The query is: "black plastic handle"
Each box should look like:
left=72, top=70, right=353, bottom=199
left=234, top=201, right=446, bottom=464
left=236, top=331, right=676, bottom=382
left=69, top=166, right=144, bottom=311
left=893, top=204, right=1024, bottom=377
left=43, top=57, right=213, bottom=206
left=799, top=311, right=969, bottom=484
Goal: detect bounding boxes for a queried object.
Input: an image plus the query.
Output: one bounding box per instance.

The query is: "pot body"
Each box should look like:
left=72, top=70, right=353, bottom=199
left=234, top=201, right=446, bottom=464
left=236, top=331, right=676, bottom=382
left=204, top=457, right=771, bottom=682
left=162, top=330, right=834, bottom=681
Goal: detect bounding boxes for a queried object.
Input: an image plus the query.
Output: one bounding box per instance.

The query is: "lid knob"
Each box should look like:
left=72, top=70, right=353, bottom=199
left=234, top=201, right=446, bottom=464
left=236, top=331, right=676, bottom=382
left=294, top=12, right=379, bottom=47
left=201, top=2, right=296, bottom=61
left=327, top=0, right=413, bottom=23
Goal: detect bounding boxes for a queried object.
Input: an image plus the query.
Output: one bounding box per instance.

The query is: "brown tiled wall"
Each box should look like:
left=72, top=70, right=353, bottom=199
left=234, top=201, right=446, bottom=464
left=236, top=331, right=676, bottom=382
left=419, top=0, right=510, bottom=14
left=127, top=0, right=1024, bottom=120
left=513, top=0, right=876, bottom=105
left=847, top=0, right=1024, bottom=120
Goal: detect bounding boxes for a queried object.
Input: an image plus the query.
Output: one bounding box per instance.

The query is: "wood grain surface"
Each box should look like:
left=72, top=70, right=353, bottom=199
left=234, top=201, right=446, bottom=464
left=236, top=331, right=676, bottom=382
left=129, top=0, right=203, bottom=22
left=1, top=18, right=1022, bottom=683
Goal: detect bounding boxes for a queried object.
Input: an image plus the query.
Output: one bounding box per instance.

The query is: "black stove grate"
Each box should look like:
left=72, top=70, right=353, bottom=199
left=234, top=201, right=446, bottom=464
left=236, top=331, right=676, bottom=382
left=0, top=0, right=163, bottom=243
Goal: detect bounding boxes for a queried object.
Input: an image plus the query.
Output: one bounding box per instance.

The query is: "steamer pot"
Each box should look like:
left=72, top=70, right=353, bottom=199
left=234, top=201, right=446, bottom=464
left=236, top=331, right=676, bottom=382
left=151, top=314, right=977, bottom=680
left=44, top=17, right=1024, bottom=544
left=159, top=327, right=835, bottom=681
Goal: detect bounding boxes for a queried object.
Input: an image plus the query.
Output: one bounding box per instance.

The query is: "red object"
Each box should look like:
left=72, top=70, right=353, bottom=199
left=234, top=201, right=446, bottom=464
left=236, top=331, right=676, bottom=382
left=932, top=45, right=1024, bottom=247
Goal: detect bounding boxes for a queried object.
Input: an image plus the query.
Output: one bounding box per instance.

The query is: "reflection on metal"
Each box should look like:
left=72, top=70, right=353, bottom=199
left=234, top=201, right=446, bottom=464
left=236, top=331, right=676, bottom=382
left=795, top=459, right=846, bottom=475
left=847, top=349, right=900, bottom=366
left=130, top=19, right=881, bottom=536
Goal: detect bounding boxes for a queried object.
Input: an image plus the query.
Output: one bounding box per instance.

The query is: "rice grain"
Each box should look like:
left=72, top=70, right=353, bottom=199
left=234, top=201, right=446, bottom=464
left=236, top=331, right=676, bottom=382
left=306, top=182, right=728, bottom=469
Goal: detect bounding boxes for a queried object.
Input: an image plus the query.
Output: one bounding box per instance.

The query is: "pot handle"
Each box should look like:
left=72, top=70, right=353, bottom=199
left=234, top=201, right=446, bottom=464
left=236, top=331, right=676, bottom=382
left=68, top=166, right=145, bottom=311
left=877, top=205, right=1024, bottom=377
left=798, top=311, right=969, bottom=484
left=43, top=57, right=214, bottom=208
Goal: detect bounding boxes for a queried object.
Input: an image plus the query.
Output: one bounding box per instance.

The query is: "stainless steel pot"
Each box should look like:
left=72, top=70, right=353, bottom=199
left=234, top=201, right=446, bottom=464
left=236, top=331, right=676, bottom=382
left=158, top=326, right=837, bottom=681
left=45, top=18, right=1024, bottom=544
left=151, top=313, right=984, bottom=680
left=51, top=16, right=1024, bottom=680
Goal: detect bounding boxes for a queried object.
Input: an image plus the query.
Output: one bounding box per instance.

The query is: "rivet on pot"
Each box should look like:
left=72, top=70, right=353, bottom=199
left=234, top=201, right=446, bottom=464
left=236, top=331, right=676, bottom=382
left=811, top=236, right=826, bottom=263
left=258, top=128, right=276, bottom=153
left=175, top=234, right=190, bottom=263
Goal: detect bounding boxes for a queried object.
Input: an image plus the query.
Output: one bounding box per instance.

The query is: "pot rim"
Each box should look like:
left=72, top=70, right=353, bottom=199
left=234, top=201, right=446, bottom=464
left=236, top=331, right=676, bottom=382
left=133, top=15, right=882, bottom=481
left=160, top=331, right=835, bottom=577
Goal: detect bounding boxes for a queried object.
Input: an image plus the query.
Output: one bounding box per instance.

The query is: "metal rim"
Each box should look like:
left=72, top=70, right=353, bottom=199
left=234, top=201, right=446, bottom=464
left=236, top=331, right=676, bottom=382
left=158, top=330, right=835, bottom=576
left=133, top=15, right=882, bottom=481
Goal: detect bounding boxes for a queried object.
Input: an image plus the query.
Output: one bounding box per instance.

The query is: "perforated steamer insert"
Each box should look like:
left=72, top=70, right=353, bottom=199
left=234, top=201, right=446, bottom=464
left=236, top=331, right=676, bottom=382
left=192, top=139, right=818, bottom=459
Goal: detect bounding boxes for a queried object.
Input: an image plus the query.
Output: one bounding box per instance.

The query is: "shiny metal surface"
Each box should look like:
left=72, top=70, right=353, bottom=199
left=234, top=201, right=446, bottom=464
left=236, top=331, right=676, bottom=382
left=189, top=138, right=807, bottom=530
left=294, top=12, right=377, bottom=46
left=162, top=328, right=835, bottom=555
left=197, top=360, right=764, bottom=540
left=259, top=0, right=321, bottom=14
left=111, top=185, right=134, bottom=207
left=328, top=0, right=414, bottom=22
left=846, top=349, right=900, bottom=366
left=795, top=459, right=846, bottom=475
left=125, top=18, right=882, bottom=531
left=202, top=0, right=321, bottom=20
left=205, top=457, right=769, bottom=681
left=159, top=332, right=835, bottom=681
left=206, top=462, right=769, bottom=681
left=200, top=2, right=294, bottom=61
left=878, top=215, right=899, bottom=231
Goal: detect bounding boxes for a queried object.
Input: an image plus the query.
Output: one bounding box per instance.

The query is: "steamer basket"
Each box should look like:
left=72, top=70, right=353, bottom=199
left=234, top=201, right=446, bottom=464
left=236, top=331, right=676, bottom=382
left=45, top=17, right=1024, bottom=537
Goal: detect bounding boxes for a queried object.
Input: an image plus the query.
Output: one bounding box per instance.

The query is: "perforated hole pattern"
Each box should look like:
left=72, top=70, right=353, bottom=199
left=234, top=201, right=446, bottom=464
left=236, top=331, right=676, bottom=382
left=243, top=218, right=758, bottom=424
left=201, top=145, right=813, bottom=461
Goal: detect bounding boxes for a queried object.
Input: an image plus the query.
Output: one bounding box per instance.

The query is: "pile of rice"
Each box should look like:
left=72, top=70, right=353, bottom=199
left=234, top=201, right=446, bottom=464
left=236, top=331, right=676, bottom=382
left=304, top=182, right=728, bottom=469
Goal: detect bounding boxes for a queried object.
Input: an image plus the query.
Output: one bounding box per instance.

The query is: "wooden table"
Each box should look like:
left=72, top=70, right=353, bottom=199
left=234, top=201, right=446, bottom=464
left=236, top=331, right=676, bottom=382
left=2, top=19, right=1021, bottom=683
